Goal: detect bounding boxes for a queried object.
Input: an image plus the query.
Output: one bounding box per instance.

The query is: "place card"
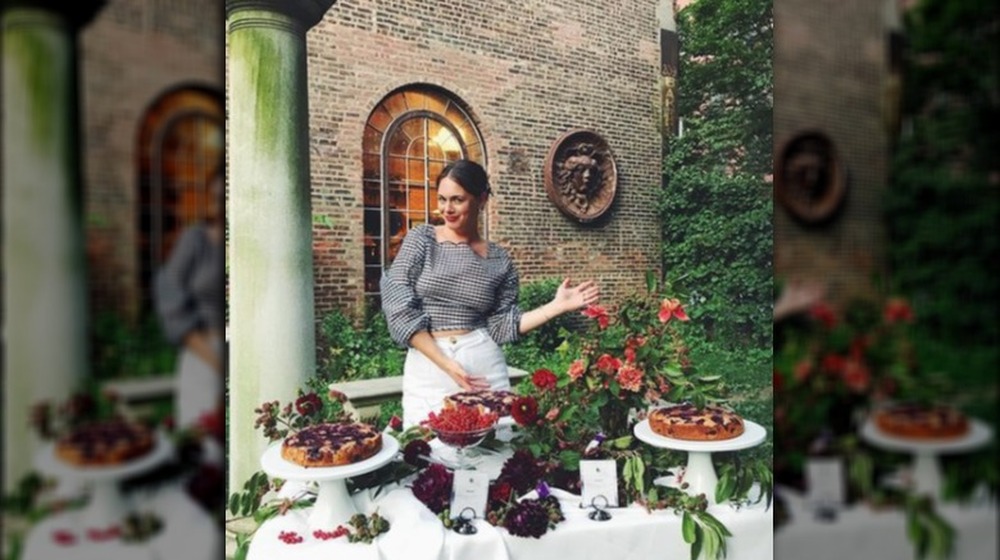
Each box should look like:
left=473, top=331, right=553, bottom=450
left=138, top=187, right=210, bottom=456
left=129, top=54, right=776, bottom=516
left=805, top=456, right=845, bottom=510
left=580, top=459, right=619, bottom=508
left=451, top=470, right=490, bottom=519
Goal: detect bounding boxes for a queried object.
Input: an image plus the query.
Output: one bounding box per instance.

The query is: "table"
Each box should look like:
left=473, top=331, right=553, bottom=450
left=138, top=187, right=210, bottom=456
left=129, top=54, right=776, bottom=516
left=20, top=481, right=222, bottom=560
left=774, top=486, right=997, bottom=560
left=247, top=458, right=772, bottom=560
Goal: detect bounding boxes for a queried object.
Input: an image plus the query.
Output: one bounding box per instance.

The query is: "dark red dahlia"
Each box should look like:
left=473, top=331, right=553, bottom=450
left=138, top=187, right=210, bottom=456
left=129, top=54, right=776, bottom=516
left=403, top=439, right=431, bottom=468
left=294, top=392, right=323, bottom=417
left=503, top=499, right=550, bottom=538
left=411, top=464, right=453, bottom=514
left=531, top=369, right=557, bottom=390
left=511, top=396, right=539, bottom=426
left=499, top=449, right=544, bottom=494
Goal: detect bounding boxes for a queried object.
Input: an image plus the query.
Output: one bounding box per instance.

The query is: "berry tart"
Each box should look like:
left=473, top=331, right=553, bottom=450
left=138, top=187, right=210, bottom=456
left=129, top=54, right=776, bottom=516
left=281, top=422, right=383, bottom=468
left=443, top=389, right=517, bottom=417
left=649, top=403, right=745, bottom=441
left=873, top=403, right=969, bottom=440
left=55, top=418, right=155, bottom=466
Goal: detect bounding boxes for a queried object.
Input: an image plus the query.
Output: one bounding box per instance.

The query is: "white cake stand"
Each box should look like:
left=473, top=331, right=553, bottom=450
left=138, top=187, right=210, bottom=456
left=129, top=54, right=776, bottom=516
left=634, top=419, right=767, bottom=504
left=260, top=434, right=399, bottom=530
left=35, top=430, right=173, bottom=528
left=860, top=418, right=992, bottom=498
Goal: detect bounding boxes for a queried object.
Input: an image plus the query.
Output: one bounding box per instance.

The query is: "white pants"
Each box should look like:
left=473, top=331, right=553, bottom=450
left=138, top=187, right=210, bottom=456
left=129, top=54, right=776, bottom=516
left=402, top=329, right=510, bottom=428
left=175, top=333, right=224, bottom=430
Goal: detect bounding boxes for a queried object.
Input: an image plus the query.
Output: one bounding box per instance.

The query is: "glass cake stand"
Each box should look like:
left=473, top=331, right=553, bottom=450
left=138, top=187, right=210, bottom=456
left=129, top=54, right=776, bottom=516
left=260, top=434, right=399, bottom=530
left=35, top=430, right=173, bottom=528
left=860, top=418, right=992, bottom=498
left=634, top=419, right=767, bottom=504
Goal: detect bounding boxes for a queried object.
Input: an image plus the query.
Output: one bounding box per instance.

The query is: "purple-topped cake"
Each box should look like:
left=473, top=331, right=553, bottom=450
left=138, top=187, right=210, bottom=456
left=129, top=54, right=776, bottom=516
left=649, top=403, right=745, bottom=441
left=55, top=418, right=154, bottom=466
left=874, top=403, right=968, bottom=440
left=281, top=423, right=382, bottom=467
left=443, top=389, right=517, bottom=417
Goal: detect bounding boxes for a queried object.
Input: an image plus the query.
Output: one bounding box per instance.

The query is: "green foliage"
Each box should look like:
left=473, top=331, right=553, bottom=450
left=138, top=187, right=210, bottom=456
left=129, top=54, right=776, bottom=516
left=317, top=308, right=405, bottom=381
left=661, top=0, right=774, bottom=351
left=503, top=277, right=577, bottom=372
left=91, top=312, right=176, bottom=380
left=886, top=0, right=1000, bottom=348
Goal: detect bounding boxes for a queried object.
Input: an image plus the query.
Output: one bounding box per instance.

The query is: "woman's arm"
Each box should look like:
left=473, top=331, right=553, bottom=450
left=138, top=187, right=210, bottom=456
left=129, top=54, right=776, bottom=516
left=519, top=278, right=600, bottom=334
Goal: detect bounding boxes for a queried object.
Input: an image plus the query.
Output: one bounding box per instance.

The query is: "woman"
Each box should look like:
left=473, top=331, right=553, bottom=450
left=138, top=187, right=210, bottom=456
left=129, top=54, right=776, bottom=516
left=381, top=159, right=600, bottom=427
left=155, top=172, right=225, bottom=431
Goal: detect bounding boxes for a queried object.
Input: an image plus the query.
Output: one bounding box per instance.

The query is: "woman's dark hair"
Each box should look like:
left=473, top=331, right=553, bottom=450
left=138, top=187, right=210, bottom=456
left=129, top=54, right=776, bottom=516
left=436, top=159, right=491, bottom=197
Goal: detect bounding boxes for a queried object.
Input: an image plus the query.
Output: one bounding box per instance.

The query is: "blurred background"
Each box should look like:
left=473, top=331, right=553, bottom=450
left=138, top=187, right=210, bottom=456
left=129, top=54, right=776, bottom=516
left=772, top=0, right=997, bottom=558
left=2, top=0, right=223, bottom=558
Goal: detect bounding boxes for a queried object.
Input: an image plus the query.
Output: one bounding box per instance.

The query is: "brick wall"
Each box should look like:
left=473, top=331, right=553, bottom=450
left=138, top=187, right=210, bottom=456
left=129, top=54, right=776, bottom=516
left=306, top=0, right=663, bottom=317
left=774, top=0, right=892, bottom=304
left=79, top=0, right=223, bottom=318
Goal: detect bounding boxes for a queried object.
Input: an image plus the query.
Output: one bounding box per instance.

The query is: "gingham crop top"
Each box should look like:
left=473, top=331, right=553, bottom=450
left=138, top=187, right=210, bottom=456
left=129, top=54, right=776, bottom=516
left=380, top=224, right=523, bottom=347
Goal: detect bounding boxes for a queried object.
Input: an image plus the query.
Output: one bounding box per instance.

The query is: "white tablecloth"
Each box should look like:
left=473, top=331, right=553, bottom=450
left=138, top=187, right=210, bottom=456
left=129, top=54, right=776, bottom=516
left=774, top=486, right=997, bottom=560
left=247, top=480, right=773, bottom=560
left=21, top=482, right=221, bottom=560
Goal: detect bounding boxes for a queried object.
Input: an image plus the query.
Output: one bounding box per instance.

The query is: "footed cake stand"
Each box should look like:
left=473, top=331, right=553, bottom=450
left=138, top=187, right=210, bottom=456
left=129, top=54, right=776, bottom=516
left=634, top=419, right=767, bottom=504
left=35, top=430, right=173, bottom=528
left=860, top=418, right=992, bottom=498
left=261, top=434, right=399, bottom=530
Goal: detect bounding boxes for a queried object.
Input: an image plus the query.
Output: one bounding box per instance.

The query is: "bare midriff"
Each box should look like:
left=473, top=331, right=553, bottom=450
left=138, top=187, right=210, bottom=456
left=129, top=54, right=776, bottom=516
left=431, top=328, right=473, bottom=338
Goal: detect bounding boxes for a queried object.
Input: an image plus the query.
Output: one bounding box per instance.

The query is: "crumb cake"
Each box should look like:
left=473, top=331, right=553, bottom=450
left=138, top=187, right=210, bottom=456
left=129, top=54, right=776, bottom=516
left=873, top=403, right=969, bottom=440
left=443, top=389, right=517, bottom=417
left=649, top=403, right=745, bottom=441
left=281, top=422, right=382, bottom=468
left=55, top=418, right=155, bottom=466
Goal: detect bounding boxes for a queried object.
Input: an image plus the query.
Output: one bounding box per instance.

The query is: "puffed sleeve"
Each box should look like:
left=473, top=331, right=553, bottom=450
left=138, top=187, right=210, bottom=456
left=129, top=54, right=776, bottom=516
left=154, top=226, right=204, bottom=346
left=487, top=257, right=523, bottom=345
left=380, top=226, right=432, bottom=347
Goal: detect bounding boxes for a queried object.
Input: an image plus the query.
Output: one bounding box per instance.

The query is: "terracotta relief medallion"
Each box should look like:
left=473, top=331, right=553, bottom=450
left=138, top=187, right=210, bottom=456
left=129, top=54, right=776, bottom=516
left=775, top=131, right=846, bottom=224
left=544, top=129, right=617, bottom=223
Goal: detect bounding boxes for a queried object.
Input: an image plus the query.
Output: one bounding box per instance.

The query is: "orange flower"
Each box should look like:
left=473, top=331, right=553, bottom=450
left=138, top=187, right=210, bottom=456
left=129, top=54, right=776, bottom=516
left=596, top=354, right=622, bottom=375
left=616, top=363, right=644, bottom=392
left=567, top=359, right=587, bottom=381
left=842, top=359, right=871, bottom=393
left=794, top=360, right=813, bottom=382
left=883, top=297, right=915, bottom=324
left=658, top=298, right=690, bottom=323
left=582, top=304, right=610, bottom=329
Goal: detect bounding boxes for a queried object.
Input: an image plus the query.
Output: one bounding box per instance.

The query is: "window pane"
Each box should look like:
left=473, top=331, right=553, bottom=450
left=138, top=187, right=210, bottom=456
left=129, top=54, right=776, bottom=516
left=399, top=118, right=423, bottom=142
left=365, top=266, right=382, bottom=293
left=407, top=158, right=426, bottom=183
left=403, top=90, right=427, bottom=111
left=363, top=180, right=381, bottom=207
left=364, top=208, right=381, bottom=238
left=368, top=105, right=393, bottom=132
left=363, top=154, right=381, bottom=180
left=363, top=125, right=383, bottom=155
left=382, top=92, right=408, bottom=118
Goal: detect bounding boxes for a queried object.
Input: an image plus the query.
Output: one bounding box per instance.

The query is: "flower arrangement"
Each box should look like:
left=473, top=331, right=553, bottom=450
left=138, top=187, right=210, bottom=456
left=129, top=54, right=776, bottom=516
left=409, top=448, right=564, bottom=538
left=772, top=295, right=935, bottom=479
left=511, top=276, right=730, bottom=466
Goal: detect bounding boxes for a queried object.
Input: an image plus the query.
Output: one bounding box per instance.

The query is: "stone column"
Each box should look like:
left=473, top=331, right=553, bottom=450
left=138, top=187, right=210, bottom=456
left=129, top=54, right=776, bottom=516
left=226, top=0, right=336, bottom=490
left=2, top=0, right=103, bottom=491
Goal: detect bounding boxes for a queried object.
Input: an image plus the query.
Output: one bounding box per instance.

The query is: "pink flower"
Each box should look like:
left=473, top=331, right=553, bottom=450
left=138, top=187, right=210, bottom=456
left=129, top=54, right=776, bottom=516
left=658, top=298, right=690, bottom=323
left=567, top=359, right=587, bottom=381
left=389, top=415, right=403, bottom=431
left=616, top=363, right=644, bottom=392
left=596, top=354, right=622, bottom=375
left=545, top=407, right=561, bottom=422
left=532, top=369, right=558, bottom=390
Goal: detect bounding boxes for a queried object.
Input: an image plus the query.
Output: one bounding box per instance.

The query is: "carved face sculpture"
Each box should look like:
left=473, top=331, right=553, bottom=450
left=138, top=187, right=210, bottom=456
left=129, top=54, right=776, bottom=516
left=544, top=129, right=617, bottom=224
left=559, top=144, right=603, bottom=211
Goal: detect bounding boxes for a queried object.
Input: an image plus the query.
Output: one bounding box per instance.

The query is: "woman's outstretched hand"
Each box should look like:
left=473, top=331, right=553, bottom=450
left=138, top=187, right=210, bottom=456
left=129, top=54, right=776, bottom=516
left=552, top=278, right=600, bottom=314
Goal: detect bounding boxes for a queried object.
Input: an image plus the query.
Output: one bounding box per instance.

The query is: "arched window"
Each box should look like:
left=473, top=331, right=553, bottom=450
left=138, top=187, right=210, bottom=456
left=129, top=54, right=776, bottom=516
left=362, top=86, right=486, bottom=306
left=137, top=86, right=223, bottom=309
